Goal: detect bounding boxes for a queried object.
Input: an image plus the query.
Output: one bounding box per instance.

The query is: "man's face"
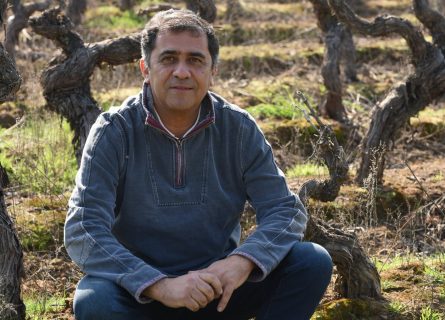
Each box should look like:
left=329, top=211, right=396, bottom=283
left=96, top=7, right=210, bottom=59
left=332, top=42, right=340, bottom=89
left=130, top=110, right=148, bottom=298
left=140, top=30, right=215, bottom=116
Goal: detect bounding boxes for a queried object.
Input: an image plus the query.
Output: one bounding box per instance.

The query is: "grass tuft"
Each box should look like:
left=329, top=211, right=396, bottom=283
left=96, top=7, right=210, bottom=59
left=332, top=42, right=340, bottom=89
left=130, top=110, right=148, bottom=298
left=0, top=110, right=77, bottom=195
left=85, top=6, right=145, bottom=31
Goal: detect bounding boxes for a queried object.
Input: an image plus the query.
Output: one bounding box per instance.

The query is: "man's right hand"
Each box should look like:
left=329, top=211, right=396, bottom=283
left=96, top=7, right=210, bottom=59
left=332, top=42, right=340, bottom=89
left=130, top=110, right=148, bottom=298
left=143, top=272, right=223, bottom=312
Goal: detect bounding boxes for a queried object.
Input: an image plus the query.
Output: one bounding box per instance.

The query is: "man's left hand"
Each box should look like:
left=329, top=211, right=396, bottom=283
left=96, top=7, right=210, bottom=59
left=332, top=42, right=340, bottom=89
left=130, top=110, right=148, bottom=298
left=196, top=255, right=255, bottom=312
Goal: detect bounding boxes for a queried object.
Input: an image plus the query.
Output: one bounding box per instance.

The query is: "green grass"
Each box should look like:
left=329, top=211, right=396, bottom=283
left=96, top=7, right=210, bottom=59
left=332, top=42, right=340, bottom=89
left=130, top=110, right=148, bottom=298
left=424, top=265, right=445, bottom=285
left=286, top=163, right=329, bottom=178
left=0, top=110, right=77, bottom=195
left=420, top=306, right=444, bottom=320
left=24, top=294, right=66, bottom=319
left=388, top=301, right=408, bottom=315
left=84, top=5, right=145, bottom=31
left=245, top=87, right=313, bottom=120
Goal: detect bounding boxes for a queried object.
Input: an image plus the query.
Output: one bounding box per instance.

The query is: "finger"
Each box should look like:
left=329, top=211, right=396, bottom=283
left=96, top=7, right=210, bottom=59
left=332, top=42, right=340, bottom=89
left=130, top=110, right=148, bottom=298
left=191, top=289, right=209, bottom=308
left=198, top=273, right=223, bottom=296
left=196, top=280, right=217, bottom=301
left=217, top=286, right=234, bottom=312
left=186, top=298, right=200, bottom=312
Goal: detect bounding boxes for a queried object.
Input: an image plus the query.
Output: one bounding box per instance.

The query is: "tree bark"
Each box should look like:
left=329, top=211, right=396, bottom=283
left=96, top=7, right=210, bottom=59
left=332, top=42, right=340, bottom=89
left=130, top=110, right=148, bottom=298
left=185, top=0, right=217, bottom=23
left=0, top=2, right=21, bottom=102
left=0, top=4, right=25, bottom=318
left=326, top=0, right=445, bottom=185
left=305, top=218, right=382, bottom=298
left=66, top=0, right=86, bottom=26
left=0, top=42, right=21, bottom=102
left=30, top=8, right=141, bottom=164
left=309, top=0, right=357, bottom=122
left=4, top=0, right=51, bottom=60
left=296, top=92, right=382, bottom=299
left=0, top=176, right=25, bottom=320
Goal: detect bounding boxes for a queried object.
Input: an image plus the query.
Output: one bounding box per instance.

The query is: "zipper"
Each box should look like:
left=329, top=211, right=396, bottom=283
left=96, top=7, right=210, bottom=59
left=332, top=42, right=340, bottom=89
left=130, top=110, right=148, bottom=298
left=145, top=112, right=214, bottom=189
left=174, top=138, right=184, bottom=188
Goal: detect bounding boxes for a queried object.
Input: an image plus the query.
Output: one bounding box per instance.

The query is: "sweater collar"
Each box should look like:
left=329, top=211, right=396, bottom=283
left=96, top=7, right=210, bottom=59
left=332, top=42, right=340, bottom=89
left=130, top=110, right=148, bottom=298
left=141, top=82, right=215, bottom=138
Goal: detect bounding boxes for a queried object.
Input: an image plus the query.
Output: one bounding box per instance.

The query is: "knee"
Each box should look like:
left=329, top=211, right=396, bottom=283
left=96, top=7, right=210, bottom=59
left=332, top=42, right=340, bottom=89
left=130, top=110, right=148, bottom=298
left=74, top=276, right=122, bottom=319
left=285, top=242, right=333, bottom=280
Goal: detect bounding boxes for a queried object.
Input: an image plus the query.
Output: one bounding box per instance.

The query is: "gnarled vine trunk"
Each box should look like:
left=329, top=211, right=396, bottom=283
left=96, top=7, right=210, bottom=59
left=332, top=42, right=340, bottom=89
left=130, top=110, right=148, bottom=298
left=30, top=8, right=141, bottom=164
left=0, top=0, right=21, bottom=102
left=297, top=93, right=382, bottom=299
left=4, top=0, right=51, bottom=60
left=0, top=3, right=25, bottom=318
left=0, top=175, right=25, bottom=320
left=326, top=0, right=445, bottom=185
left=309, top=0, right=357, bottom=122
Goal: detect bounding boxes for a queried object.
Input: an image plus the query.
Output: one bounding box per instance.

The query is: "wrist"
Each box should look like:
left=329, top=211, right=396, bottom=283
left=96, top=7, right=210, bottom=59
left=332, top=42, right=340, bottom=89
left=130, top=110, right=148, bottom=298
left=230, top=254, right=255, bottom=273
left=143, top=278, right=169, bottom=301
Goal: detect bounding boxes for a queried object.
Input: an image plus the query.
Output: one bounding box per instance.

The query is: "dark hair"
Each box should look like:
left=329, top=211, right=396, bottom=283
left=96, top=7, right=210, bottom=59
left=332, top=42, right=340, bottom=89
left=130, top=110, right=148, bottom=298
left=141, top=9, right=219, bottom=69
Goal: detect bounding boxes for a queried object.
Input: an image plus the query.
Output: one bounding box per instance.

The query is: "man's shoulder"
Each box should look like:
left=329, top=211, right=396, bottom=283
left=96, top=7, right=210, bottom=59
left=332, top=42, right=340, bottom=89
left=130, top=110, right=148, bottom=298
left=102, top=93, right=144, bottom=127
left=209, top=91, right=255, bottom=124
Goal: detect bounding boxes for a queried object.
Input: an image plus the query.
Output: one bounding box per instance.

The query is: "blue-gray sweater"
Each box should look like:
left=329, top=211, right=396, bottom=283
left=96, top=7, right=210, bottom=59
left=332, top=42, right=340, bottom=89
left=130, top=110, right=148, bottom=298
left=64, top=84, right=308, bottom=303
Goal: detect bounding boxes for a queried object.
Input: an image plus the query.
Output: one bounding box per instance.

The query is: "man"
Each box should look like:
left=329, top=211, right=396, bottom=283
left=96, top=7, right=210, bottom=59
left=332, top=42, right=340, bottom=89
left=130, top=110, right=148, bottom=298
left=65, top=9, right=332, bottom=320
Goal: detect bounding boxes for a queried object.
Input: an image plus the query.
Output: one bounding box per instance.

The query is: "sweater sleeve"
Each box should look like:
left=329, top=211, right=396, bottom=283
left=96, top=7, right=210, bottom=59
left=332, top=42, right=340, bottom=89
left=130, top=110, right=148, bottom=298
left=229, top=114, right=308, bottom=282
left=64, top=113, right=167, bottom=303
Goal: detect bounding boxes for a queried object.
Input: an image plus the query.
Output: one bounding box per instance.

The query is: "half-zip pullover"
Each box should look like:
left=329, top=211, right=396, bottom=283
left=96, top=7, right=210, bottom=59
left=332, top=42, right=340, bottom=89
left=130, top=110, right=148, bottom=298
left=65, top=84, right=308, bottom=304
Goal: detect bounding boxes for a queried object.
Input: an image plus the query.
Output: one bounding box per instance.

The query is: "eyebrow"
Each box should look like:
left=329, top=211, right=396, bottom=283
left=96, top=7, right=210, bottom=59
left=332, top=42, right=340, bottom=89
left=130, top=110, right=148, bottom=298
left=159, top=50, right=207, bottom=60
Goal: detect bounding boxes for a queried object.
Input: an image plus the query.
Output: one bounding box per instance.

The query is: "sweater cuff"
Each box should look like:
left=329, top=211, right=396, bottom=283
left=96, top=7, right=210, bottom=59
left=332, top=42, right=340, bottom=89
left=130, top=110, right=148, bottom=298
left=229, top=243, right=275, bottom=282
left=118, top=264, right=167, bottom=304
left=134, top=274, right=168, bottom=304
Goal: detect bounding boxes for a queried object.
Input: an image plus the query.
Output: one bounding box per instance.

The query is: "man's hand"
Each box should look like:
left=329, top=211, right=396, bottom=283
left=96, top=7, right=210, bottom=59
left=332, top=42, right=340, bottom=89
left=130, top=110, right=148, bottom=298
left=143, top=272, right=223, bottom=312
left=200, top=255, right=255, bottom=312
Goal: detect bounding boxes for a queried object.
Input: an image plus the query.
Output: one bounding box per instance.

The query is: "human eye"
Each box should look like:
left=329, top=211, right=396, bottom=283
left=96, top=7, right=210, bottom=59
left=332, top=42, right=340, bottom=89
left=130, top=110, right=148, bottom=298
left=189, top=56, right=205, bottom=65
left=159, top=55, right=176, bottom=64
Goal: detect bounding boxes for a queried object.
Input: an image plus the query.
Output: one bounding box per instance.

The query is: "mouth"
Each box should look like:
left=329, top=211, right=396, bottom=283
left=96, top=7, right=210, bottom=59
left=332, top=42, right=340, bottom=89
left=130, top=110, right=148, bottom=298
left=170, top=86, right=193, bottom=91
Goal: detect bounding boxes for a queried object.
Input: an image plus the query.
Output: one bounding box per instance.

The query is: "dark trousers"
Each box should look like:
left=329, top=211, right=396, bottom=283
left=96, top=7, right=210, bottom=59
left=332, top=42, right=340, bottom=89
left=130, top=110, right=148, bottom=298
left=73, top=242, right=332, bottom=320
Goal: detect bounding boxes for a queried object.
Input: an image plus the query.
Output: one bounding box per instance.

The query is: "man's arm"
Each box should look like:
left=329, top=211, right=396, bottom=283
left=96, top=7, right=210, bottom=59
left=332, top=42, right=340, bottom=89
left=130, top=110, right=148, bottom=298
left=229, top=114, right=308, bottom=281
left=65, top=112, right=166, bottom=303
left=194, top=113, right=306, bottom=311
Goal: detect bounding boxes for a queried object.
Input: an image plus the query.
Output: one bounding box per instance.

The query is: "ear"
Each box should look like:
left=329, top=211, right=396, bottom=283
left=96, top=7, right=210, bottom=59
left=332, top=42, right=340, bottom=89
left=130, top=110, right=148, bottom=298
left=139, top=58, right=149, bottom=82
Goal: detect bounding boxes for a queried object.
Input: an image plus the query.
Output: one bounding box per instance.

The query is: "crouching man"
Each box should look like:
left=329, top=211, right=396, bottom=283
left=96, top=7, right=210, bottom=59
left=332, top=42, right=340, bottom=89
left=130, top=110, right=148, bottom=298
left=65, top=9, right=332, bottom=320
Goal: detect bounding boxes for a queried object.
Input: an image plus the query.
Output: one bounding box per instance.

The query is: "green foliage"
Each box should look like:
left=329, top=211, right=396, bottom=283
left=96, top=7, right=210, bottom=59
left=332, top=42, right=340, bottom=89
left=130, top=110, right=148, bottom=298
left=424, top=265, right=445, bottom=285
left=85, top=5, right=145, bottom=30
left=0, top=110, right=77, bottom=195
left=24, top=294, right=66, bottom=319
left=388, top=301, right=408, bottom=315
left=286, top=163, right=328, bottom=178
left=247, top=102, right=295, bottom=120
left=20, top=222, right=55, bottom=251
left=420, top=306, right=444, bottom=320
left=246, top=89, right=309, bottom=120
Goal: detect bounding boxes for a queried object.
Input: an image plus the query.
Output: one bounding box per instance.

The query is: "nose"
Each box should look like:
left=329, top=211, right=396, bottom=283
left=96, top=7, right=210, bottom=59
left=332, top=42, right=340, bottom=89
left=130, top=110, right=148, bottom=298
left=173, top=61, right=191, bottom=79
